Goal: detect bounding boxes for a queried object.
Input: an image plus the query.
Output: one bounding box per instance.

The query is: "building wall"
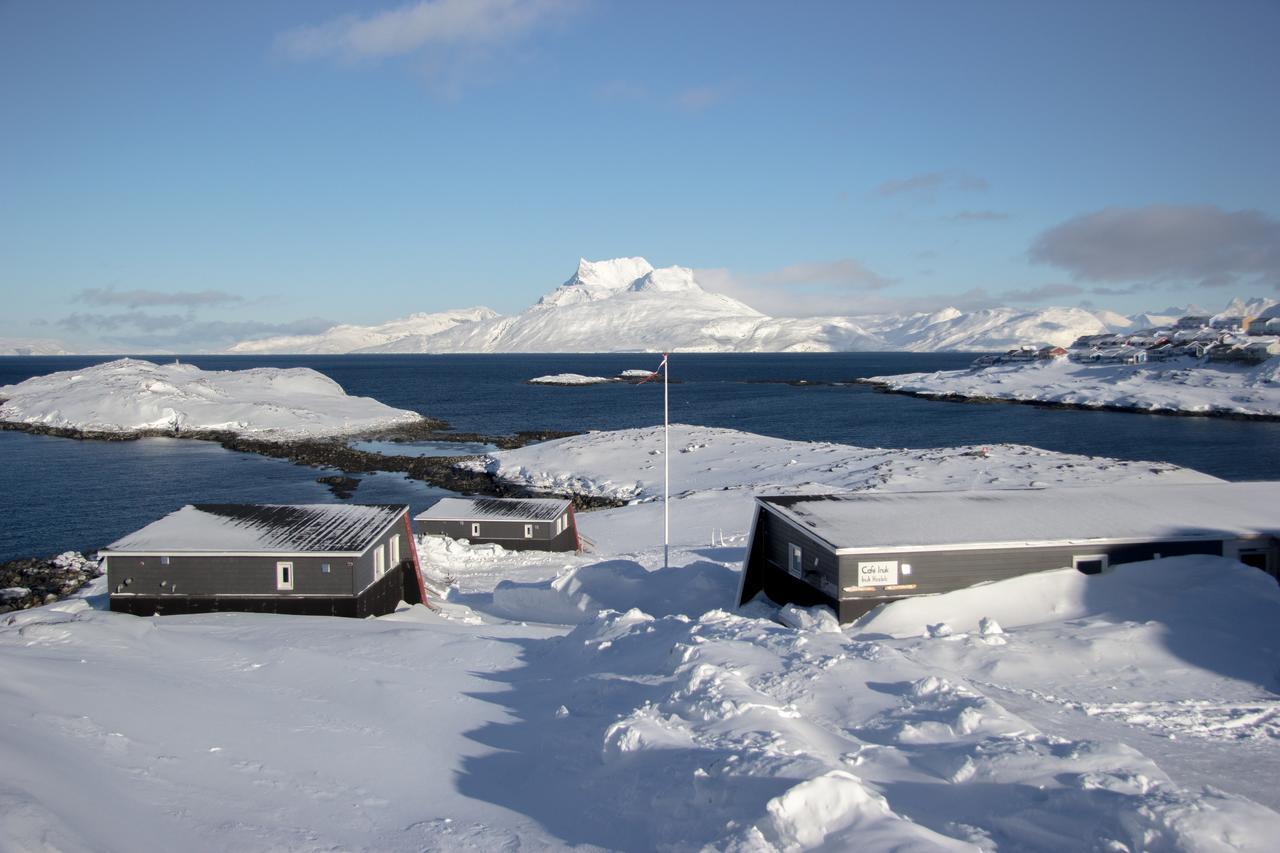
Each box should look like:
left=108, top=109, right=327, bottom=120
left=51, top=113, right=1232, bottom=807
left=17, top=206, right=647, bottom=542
left=837, top=538, right=1224, bottom=606
left=106, top=552, right=356, bottom=598
left=415, top=513, right=577, bottom=552
left=110, top=562, right=423, bottom=618
left=739, top=508, right=840, bottom=610
left=354, top=515, right=412, bottom=593
left=740, top=502, right=1255, bottom=623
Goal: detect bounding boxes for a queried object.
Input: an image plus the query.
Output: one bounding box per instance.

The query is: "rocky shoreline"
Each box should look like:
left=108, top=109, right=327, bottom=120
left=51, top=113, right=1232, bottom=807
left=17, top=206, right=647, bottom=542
left=0, top=417, right=625, bottom=510
left=1, top=552, right=101, bottom=613
left=855, top=379, right=1280, bottom=422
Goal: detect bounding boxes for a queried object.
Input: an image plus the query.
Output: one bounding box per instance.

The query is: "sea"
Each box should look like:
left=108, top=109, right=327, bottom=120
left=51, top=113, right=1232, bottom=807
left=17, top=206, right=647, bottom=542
left=4, top=352, right=1280, bottom=562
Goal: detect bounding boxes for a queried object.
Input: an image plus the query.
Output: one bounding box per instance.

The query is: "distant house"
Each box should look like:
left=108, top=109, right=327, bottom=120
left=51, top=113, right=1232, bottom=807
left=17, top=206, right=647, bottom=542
left=102, top=504, right=423, bottom=617
left=415, top=497, right=580, bottom=552
left=1096, top=346, right=1147, bottom=364
left=737, top=483, right=1280, bottom=622
left=1176, top=315, right=1212, bottom=329
left=1187, top=341, right=1215, bottom=359
left=1037, top=346, right=1068, bottom=360
left=1211, top=315, right=1248, bottom=331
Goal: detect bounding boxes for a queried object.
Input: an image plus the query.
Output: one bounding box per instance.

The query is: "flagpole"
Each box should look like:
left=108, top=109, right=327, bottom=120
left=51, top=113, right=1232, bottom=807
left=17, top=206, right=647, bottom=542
left=663, top=351, right=669, bottom=569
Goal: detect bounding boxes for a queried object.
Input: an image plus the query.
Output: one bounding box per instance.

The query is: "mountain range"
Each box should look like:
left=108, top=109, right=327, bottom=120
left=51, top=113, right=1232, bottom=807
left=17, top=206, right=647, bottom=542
left=11, top=259, right=1277, bottom=356
left=226, top=258, right=1276, bottom=355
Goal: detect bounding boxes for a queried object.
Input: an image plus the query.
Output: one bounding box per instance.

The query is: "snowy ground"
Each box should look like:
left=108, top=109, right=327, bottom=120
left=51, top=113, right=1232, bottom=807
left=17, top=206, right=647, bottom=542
left=0, top=358, right=423, bottom=439
left=3, top=427, right=1278, bottom=850
left=864, top=357, right=1280, bottom=418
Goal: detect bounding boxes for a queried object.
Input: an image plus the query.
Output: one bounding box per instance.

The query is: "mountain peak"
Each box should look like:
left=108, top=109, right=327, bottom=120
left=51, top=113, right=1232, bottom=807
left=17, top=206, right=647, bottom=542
left=537, top=257, right=656, bottom=308
left=628, top=265, right=701, bottom=294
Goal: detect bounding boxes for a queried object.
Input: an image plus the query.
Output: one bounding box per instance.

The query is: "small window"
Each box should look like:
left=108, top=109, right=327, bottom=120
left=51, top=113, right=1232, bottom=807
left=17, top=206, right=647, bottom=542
left=788, top=544, right=803, bottom=578
left=1073, top=554, right=1109, bottom=575
left=374, top=545, right=386, bottom=578
left=276, top=561, right=294, bottom=591
left=524, top=524, right=534, bottom=539
left=160, top=555, right=171, bottom=566
left=320, top=562, right=331, bottom=573
left=471, top=522, right=481, bottom=537
left=389, top=534, right=401, bottom=565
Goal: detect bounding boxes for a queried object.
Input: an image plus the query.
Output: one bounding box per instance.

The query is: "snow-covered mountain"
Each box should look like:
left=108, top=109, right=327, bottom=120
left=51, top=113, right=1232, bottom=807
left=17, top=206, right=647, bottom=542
left=227, top=307, right=499, bottom=354
left=0, top=337, right=73, bottom=356
left=222, top=258, right=1280, bottom=354
left=867, top=306, right=1112, bottom=352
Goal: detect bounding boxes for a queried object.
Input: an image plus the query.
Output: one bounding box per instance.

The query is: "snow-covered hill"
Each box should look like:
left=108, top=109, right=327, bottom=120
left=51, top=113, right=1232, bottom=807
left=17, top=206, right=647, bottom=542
left=227, top=307, right=499, bottom=354
left=870, top=305, right=1112, bottom=352
left=0, top=358, right=422, bottom=438
left=221, top=258, right=1280, bottom=355
left=0, top=337, right=73, bottom=356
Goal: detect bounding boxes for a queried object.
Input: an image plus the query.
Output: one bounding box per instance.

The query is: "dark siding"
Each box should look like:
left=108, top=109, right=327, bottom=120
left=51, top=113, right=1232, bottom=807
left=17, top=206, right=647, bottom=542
left=837, top=538, right=1225, bottom=603
left=110, top=563, right=421, bottom=618
left=105, top=553, right=354, bottom=597
left=415, top=512, right=576, bottom=552
left=354, top=515, right=411, bottom=593
left=740, top=507, right=840, bottom=612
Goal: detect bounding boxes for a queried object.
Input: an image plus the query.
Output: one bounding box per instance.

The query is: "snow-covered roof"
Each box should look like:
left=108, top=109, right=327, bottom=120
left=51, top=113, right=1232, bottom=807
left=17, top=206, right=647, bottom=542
left=759, top=482, right=1280, bottom=554
left=416, top=497, right=570, bottom=523
left=104, top=504, right=408, bottom=555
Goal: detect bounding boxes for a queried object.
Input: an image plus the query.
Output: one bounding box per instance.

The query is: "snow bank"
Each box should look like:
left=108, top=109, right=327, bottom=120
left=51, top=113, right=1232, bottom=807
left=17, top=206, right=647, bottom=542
left=458, top=423, right=1217, bottom=503
left=527, top=373, right=613, bottom=385
left=0, top=358, right=423, bottom=439
left=867, top=357, right=1280, bottom=417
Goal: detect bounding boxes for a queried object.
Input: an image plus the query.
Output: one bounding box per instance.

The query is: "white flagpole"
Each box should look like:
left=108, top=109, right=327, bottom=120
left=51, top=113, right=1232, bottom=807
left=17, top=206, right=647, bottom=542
left=663, top=352, right=669, bottom=569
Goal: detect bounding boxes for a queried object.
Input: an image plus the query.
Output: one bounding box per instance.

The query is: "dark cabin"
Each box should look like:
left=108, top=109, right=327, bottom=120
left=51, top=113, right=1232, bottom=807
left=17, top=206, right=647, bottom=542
left=738, top=482, right=1280, bottom=623
left=414, top=497, right=579, bottom=552
left=102, top=503, right=425, bottom=617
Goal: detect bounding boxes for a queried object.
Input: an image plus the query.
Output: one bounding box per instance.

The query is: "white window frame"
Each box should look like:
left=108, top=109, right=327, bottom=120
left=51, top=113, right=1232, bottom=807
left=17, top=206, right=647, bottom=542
left=788, top=544, right=803, bottom=578
left=160, top=555, right=171, bottom=566
left=1072, top=553, right=1109, bottom=575
left=389, top=534, right=401, bottom=565
left=471, top=522, right=481, bottom=537
left=276, top=561, right=294, bottom=591
left=524, top=524, right=534, bottom=539
left=374, top=544, right=386, bottom=579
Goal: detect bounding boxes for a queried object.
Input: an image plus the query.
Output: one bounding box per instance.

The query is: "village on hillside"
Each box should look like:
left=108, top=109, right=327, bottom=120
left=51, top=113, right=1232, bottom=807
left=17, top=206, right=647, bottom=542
left=973, top=310, right=1280, bottom=369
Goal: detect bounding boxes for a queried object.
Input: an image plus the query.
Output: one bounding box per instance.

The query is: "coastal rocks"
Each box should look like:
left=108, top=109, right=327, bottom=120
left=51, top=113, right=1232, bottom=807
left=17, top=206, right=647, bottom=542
left=0, top=551, right=101, bottom=612
left=316, top=474, right=361, bottom=498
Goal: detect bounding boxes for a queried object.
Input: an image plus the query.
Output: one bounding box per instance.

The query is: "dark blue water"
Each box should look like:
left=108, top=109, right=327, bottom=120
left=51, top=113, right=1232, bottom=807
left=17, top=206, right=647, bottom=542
left=4, top=353, right=1279, bottom=560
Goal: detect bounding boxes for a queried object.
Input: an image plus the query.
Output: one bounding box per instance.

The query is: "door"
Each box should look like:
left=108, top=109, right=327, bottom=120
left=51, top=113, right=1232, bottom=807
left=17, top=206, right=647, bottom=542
left=1228, top=540, right=1277, bottom=581
left=276, top=561, right=294, bottom=591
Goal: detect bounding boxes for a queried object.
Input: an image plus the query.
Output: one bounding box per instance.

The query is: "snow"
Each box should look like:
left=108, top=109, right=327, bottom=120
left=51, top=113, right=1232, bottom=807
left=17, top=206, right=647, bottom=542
left=0, top=336, right=72, bottom=356
left=867, top=357, right=1280, bottom=417
left=219, top=258, right=1136, bottom=354
left=3, top=425, right=1279, bottom=850
left=768, top=482, right=1280, bottom=552
left=226, top=307, right=498, bottom=354
left=527, top=373, right=613, bottom=385
left=0, top=358, right=423, bottom=438
left=104, top=504, right=406, bottom=554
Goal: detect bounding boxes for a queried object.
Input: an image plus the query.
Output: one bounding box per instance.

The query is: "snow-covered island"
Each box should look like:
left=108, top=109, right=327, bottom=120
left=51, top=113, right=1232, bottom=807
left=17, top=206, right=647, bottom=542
left=6, top=424, right=1280, bottom=850
left=527, top=368, right=661, bottom=386
left=862, top=356, right=1280, bottom=419
left=0, top=358, right=425, bottom=440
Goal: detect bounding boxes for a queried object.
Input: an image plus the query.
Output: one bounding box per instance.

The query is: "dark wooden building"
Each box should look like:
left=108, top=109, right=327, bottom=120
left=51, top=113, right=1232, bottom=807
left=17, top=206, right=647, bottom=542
left=103, top=503, right=425, bottom=617
left=738, top=482, right=1280, bottom=623
left=414, top=497, right=579, bottom=552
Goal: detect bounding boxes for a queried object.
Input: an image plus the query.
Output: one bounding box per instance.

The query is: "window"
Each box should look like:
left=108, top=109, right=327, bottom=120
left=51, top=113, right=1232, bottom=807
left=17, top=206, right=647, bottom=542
left=1073, top=554, right=1109, bottom=575
left=320, top=562, right=331, bottom=574
left=160, top=555, right=171, bottom=566
left=471, top=522, right=481, bottom=537
left=374, top=544, right=386, bottom=579
left=276, top=561, right=294, bottom=591
left=788, top=544, right=803, bottom=578
left=389, top=534, right=401, bottom=565
left=524, top=524, right=534, bottom=539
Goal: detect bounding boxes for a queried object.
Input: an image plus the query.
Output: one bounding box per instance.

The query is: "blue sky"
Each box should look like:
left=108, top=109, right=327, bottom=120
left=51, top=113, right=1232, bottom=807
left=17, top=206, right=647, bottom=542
left=2, top=0, right=1278, bottom=350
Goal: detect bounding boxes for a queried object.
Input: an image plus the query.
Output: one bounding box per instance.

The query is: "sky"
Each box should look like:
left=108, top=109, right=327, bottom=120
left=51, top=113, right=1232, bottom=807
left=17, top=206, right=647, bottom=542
left=2, top=0, right=1279, bottom=351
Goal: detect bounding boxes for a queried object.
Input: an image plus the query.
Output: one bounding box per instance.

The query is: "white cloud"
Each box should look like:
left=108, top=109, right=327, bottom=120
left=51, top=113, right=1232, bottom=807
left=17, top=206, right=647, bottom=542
left=277, top=0, right=584, bottom=63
